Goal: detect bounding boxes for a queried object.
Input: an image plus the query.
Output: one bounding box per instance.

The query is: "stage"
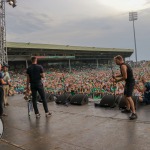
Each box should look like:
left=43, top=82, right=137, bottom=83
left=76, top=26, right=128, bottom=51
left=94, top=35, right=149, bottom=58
left=0, top=95, right=150, bottom=150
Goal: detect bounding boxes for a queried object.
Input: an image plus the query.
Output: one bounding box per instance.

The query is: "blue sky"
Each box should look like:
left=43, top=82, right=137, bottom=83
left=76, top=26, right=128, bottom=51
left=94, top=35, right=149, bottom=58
left=5, top=0, right=150, bottom=61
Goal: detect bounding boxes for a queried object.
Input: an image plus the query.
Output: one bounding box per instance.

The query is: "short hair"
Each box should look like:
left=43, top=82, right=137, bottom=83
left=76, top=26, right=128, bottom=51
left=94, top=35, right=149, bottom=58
left=31, top=56, right=37, bottom=62
left=114, top=55, right=123, bottom=61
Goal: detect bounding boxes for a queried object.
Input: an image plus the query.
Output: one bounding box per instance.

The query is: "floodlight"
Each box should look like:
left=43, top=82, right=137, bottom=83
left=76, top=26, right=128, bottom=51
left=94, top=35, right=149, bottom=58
left=7, top=0, right=17, bottom=8
left=129, top=12, right=138, bottom=67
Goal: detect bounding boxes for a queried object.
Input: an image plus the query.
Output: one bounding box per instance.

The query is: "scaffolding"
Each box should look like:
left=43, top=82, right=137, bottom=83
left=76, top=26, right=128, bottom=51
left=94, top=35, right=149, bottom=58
left=0, top=0, right=7, bottom=65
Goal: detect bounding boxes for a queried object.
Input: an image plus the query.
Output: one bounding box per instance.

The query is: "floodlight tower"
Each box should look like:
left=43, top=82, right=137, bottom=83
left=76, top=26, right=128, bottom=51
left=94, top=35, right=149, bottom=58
left=0, top=0, right=16, bottom=65
left=129, top=12, right=138, bottom=67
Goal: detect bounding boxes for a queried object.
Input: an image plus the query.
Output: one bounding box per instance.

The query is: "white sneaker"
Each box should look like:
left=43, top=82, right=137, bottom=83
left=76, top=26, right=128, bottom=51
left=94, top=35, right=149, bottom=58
left=37, top=101, right=43, bottom=104
left=45, top=112, right=52, bottom=117
left=35, top=114, right=41, bottom=118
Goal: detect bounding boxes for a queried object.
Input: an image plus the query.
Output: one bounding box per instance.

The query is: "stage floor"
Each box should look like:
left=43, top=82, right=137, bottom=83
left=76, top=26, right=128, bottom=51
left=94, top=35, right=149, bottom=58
left=0, top=95, right=150, bottom=150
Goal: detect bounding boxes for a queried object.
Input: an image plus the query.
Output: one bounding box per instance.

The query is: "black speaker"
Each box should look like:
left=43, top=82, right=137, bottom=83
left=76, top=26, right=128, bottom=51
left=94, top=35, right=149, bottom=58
left=47, top=94, right=55, bottom=102
left=118, top=96, right=138, bottom=109
left=45, top=93, right=51, bottom=101
left=37, top=93, right=51, bottom=102
left=55, top=93, right=72, bottom=104
left=37, top=94, right=41, bottom=102
left=95, top=95, right=116, bottom=108
left=70, top=94, right=88, bottom=105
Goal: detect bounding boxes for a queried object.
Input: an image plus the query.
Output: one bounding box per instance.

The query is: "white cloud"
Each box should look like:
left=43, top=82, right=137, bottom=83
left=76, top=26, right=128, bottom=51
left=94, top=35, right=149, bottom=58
left=96, top=0, right=150, bottom=12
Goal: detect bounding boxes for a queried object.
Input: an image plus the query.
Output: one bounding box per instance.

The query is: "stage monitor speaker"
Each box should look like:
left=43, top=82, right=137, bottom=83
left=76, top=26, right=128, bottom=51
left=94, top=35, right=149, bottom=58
left=47, top=94, right=55, bottom=102
left=55, top=93, right=72, bottom=104
left=118, top=96, right=138, bottom=109
left=45, top=93, right=51, bottom=101
left=70, top=94, right=88, bottom=105
left=95, top=95, right=116, bottom=108
left=37, top=93, right=52, bottom=102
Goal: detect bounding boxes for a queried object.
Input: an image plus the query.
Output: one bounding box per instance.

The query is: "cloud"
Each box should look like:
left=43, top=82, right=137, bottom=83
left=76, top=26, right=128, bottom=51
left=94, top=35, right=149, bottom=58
left=4, top=0, right=150, bottom=61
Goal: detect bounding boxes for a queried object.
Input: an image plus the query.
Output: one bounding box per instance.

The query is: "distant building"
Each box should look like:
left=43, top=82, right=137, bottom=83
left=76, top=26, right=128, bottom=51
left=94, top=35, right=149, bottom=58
left=6, top=42, right=133, bottom=66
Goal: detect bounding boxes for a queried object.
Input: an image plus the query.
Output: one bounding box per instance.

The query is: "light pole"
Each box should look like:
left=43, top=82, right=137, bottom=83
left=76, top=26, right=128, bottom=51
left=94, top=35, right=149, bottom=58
left=0, top=0, right=17, bottom=65
left=129, top=12, right=138, bottom=67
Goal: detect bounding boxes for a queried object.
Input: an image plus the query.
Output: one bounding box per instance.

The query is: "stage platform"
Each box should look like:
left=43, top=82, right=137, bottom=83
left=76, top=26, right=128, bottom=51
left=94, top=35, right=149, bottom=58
left=0, top=95, right=150, bottom=150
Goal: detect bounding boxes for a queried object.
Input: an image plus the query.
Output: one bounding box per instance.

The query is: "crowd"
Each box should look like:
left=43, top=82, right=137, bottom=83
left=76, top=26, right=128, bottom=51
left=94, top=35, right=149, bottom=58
left=0, top=59, right=149, bottom=118
left=6, top=61, right=150, bottom=101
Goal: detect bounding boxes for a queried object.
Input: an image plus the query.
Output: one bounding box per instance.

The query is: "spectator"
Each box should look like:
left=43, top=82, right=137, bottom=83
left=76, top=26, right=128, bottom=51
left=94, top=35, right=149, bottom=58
left=136, top=77, right=150, bottom=104
left=2, top=64, right=11, bottom=107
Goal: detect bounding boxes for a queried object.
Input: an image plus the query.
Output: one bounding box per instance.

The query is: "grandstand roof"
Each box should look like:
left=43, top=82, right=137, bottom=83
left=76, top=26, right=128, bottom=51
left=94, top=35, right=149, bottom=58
left=6, top=42, right=134, bottom=62
left=6, top=42, right=133, bottom=52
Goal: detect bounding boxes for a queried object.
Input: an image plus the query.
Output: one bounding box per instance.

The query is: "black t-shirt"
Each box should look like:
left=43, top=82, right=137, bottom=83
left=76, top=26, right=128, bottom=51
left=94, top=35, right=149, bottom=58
left=120, top=63, right=135, bottom=83
left=27, top=64, right=44, bottom=84
left=144, top=82, right=150, bottom=99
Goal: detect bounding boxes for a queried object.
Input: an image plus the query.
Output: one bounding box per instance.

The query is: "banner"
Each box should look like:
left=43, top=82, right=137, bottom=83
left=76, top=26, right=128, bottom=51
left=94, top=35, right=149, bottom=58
left=36, top=56, right=75, bottom=59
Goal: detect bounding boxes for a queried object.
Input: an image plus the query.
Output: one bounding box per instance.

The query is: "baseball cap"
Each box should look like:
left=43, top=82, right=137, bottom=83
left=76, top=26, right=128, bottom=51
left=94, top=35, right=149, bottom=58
left=2, top=63, right=9, bottom=67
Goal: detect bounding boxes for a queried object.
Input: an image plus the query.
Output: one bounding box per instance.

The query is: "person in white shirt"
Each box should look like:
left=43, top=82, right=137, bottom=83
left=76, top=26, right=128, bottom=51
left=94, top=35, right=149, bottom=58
left=2, top=64, right=11, bottom=107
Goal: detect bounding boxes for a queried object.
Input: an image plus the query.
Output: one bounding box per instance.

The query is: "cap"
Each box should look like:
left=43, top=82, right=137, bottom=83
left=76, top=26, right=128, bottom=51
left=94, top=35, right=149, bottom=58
left=2, top=63, right=9, bottom=67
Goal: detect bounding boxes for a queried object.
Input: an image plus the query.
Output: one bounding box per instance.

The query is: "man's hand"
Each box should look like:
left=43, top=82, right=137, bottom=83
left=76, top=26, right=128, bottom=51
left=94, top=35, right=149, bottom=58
left=111, top=76, right=122, bottom=83
left=111, top=75, right=118, bottom=82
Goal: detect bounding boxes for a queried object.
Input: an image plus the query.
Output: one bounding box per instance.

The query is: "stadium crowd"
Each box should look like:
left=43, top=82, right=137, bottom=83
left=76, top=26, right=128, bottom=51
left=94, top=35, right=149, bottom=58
left=6, top=61, right=150, bottom=101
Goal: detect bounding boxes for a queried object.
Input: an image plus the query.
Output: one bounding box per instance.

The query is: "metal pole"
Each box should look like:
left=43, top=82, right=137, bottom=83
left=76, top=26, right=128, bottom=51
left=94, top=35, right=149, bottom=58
left=96, top=59, right=98, bottom=68
left=69, top=59, right=71, bottom=72
left=132, top=20, right=137, bottom=67
left=0, top=0, right=7, bottom=65
left=25, top=59, right=28, bottom=68
left=0, top=1, right=17, bottom=65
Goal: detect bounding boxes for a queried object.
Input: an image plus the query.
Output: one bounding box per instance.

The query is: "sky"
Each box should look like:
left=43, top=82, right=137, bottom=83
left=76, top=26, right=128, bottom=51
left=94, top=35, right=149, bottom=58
left=5, top=0, right=150, bottom=61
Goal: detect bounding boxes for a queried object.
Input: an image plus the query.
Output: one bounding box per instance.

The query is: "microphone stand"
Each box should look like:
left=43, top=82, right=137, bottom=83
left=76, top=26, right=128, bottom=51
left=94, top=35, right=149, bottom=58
left=110, top=65, right=116, bottom=108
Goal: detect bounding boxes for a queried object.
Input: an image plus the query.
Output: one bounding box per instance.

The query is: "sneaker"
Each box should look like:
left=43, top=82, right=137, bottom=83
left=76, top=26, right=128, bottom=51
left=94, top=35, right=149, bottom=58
left=6, top=103, right=9, bottom=106
left=2, top=113, right=7, bottom=116
left=121, top=109, right=131, bottom=113
left=45, top=112, right=52, bottom=117
left=129, top=113, right=137, bottom=120
left=0, top=113, right=8, bottom=117
left=35, top=114, right=41, bottom=118
left=37, top=101, right=43, bottom=104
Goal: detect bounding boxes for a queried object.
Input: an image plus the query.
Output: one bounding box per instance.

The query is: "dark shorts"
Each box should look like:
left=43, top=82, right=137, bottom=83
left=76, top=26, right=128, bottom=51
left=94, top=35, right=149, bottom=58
left=124, top=82, right=135, bottom=97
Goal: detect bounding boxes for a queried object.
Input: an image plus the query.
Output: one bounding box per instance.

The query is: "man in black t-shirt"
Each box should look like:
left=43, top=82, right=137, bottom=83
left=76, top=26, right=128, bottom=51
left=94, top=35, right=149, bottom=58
left=113, top=55, right=137, bottom=120
left=26, top=57, right=51, bottom=118
left=0, top=68, right=3, bottom=117
left=0, top=64, right=7, bottom=117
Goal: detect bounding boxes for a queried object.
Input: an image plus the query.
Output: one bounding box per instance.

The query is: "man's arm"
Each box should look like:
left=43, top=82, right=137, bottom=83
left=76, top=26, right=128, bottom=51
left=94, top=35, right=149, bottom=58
left=115, top=74, right=122, bottom=77
left=0, top=78, right=7, bottom=85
